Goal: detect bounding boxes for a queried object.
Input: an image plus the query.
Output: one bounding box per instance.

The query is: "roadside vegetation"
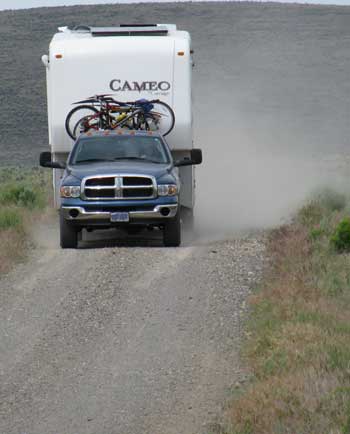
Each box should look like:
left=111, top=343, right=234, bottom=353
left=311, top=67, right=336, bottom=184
left=0, top=167, right=51, bottom=274
left=228, top=189, right=350, bottom=434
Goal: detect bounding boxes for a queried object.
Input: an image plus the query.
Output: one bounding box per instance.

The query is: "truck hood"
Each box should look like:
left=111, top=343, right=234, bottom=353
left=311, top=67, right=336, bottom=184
left=67, top=161, right=172, bottom=180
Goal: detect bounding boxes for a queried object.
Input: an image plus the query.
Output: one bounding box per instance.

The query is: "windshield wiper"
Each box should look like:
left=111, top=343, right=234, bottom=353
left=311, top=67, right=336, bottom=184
left=74, top=158, right=115, bottom=164
left=113, top=157, right=163, bottom=164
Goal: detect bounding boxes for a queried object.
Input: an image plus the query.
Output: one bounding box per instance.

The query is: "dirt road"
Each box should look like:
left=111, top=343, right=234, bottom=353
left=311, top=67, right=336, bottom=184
left=0, top=222, right=264, bottom=434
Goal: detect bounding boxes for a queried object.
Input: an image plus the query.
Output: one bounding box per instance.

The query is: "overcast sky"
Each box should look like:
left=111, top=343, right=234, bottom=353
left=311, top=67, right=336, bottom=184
left=1, top=0, right=350, bottom=10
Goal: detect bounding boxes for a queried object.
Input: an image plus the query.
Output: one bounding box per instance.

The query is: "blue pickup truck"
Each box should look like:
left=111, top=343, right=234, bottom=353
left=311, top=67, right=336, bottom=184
left=40, top=130, right=202, bottom=248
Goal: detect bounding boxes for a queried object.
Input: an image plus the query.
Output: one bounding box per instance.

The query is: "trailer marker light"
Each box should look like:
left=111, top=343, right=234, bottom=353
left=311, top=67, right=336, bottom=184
left=177, top=51, right=185, bottom=56
left=55, top=54, right=63, bottom=59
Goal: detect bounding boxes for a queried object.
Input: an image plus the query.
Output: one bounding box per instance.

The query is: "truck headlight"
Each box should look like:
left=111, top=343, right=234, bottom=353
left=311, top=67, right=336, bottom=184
left=158, top=184, right=178, bottom=197
left=60, top=185, right=81, bottom=198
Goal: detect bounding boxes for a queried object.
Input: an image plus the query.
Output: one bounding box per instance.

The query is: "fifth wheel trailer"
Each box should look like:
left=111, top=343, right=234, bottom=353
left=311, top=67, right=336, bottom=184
left=41, top=24, right=196, bottom=211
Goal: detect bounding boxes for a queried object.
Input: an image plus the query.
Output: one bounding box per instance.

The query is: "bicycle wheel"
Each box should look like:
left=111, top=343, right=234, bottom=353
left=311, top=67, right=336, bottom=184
left=72, top=115, right=98, bottom=138
left=148, top=101, right=175, bottom=136
left=133, top=112, right=158, bottom=132
left=65, top=105, right=100, bottom=140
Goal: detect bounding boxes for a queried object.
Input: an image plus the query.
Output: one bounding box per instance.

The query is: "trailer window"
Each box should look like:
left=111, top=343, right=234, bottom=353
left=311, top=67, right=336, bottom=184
left=70, top=135, right=170, bottom=165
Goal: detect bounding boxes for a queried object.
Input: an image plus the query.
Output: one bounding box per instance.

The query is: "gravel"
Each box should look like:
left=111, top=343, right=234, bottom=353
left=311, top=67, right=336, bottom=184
left=0, top=222, right=265, bottom=434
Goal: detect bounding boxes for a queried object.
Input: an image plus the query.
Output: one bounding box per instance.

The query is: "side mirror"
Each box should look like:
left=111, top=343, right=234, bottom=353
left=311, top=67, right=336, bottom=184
left=191, top=148, right=202, bottom=165
left=174, top=148, right=203, bottom=167
left=39, top=152, right=66, bottom=169
left=39, top=151, right=52, bottom=166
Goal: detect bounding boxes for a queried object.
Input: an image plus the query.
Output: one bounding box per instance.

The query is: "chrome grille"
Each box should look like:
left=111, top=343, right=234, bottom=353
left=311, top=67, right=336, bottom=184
left=82, top=175, right=156, bottom=200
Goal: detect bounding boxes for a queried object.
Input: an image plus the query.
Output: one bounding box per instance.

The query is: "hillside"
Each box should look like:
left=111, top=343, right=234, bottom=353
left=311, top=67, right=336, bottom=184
left=1, top=2, right=350, bottom=166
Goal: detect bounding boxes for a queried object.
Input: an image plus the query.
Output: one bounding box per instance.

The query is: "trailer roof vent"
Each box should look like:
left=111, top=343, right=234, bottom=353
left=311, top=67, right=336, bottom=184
left=119, top=23, right=157, bottom=27
left=89, top=26, right=168, bottom=37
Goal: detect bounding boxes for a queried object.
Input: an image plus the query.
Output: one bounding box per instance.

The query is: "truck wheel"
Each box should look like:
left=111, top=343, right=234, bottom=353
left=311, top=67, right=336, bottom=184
left=60, top=211, right=78, bottom=249
left=163, top=212, right=181, bottom=247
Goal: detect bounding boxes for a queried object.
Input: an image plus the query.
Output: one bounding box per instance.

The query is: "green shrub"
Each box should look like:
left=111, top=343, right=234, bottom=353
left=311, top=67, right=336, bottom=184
left=310, top=226, right=324, bottom=241
left=0, top=208, right=22, bottom=230
left=331, top=218, right=350, bottom=253
left=0, top=184, right=44, bottom=209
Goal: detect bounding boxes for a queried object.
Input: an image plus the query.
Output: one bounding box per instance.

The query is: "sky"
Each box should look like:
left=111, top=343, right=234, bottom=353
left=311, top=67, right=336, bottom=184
left=1, top=0, right=350, bottom=10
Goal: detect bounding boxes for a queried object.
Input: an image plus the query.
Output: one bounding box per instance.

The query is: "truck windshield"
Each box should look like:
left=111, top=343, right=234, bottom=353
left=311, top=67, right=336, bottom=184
left=70, top=135, right=170, bottom=165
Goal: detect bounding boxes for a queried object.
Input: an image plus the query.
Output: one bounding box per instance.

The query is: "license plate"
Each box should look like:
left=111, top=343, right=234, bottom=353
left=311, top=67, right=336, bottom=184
left=111, top=212, right=129, bottom=223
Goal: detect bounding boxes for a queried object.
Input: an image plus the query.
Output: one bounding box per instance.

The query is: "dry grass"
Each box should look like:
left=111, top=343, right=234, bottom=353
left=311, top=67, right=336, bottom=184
left=0, top=227, right=25, bottom=274
left=226, top=191, right=350, bottom=434
left=0, top=167, right=51, bottom=274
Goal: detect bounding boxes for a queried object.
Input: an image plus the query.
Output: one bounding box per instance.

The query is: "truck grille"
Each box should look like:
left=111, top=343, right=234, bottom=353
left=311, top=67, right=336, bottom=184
left=82, top=175, right=156, bottom=200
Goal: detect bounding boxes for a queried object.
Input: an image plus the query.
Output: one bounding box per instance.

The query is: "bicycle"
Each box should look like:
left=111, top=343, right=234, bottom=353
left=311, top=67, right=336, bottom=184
left=65, top=95, right=175, bottom=140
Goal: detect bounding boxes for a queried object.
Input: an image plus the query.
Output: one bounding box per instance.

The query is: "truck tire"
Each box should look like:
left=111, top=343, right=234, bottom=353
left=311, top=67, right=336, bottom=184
left=60, top=211, right=78, bottom=249
left=163, top=212, right=181, bottom=247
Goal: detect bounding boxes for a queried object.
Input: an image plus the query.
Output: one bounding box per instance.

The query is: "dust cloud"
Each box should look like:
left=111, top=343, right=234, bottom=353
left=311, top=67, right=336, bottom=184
left=194, top=105, right=350, bottom=238
left=189, top=4, right=350, bottom=238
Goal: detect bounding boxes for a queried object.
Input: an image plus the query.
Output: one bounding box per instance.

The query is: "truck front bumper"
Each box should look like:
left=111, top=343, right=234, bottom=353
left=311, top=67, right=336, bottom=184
left=61, top=203, right=178, bottom=222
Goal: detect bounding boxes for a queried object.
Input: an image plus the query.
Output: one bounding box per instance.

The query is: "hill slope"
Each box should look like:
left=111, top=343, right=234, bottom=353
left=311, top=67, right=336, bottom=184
left=1, top=2, right=350, bottom=166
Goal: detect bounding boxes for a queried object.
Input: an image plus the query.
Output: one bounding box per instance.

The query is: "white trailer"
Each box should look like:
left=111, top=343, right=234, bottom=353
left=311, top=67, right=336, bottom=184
left=42, top=24, right=195, bottom=210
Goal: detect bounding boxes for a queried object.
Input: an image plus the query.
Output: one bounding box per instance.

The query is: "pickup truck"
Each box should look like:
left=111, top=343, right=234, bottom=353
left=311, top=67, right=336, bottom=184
left=40, top=130, right=202, bottom=247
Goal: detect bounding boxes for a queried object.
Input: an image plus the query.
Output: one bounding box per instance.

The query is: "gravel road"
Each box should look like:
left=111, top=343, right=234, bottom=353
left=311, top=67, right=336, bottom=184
left=0, top=221, right=265, bottom=434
